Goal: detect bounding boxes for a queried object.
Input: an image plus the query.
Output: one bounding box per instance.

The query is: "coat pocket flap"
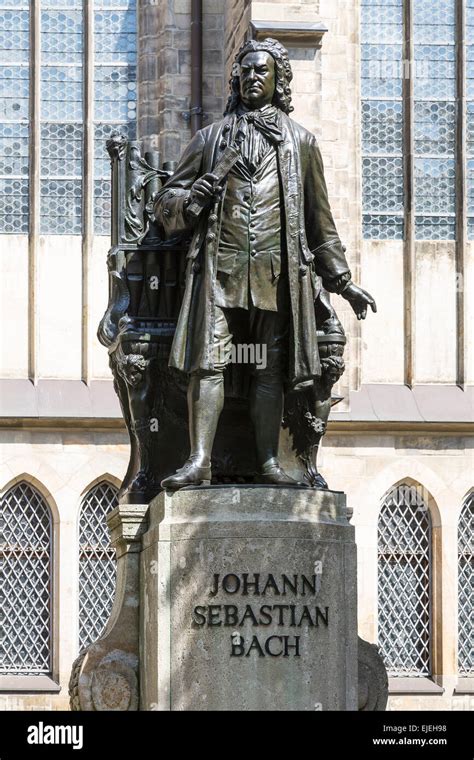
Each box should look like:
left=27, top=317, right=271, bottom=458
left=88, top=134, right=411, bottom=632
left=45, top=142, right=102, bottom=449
left=216, top=250, right=238, bottom=274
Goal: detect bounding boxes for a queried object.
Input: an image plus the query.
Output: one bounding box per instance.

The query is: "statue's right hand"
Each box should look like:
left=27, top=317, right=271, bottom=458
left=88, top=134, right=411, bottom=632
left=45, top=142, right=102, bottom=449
left=189, top=173, right=223, bottom=208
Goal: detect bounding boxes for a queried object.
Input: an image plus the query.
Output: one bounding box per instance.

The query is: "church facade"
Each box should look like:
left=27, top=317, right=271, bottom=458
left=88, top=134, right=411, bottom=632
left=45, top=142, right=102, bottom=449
left=0, top=0, right=472, bottom=711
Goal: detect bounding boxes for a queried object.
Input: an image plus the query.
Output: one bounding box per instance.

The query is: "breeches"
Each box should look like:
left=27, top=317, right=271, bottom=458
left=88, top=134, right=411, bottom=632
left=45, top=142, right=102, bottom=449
left=211, top=303, right=290, bottom=379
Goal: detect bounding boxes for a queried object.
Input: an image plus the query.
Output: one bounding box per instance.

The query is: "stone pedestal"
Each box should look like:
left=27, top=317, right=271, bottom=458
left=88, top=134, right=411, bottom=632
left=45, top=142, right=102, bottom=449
left=140, top=486, right=359, bottom=711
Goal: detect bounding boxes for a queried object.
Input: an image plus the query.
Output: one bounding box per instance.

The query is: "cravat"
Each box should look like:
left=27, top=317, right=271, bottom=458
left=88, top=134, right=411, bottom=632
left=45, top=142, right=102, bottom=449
left=236, top=106, right=284, bottom=147
left=234, top=106, right=283, bottom=173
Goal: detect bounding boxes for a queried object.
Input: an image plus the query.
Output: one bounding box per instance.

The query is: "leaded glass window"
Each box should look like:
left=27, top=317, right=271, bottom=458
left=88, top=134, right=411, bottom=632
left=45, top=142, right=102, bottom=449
left=0, top=2, right=29, bottom=233
left=378, top=484, right=432, bottom=676
left=361, top=0, right=404, bottom=240
left=458, top=491, right=474, bottom=674
left=413, top=0, right=456, bottom=239
left=78, top=481, right=118, bottom=651
left=466, top=1, right=474, bottom=237
left=40, top=0, right=83, bottom=234
left=361, top=0, right=458, bottom=240
left=94, top=0, right=137, bottom=234
left=0, top=2, right=137, bottom=235
left=1, top=482, right=53, bottom=675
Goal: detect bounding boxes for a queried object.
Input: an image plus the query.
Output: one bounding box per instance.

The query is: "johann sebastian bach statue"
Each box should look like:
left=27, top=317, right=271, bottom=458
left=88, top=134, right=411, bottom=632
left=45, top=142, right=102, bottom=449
left=154, top=38, right=376, bottom=490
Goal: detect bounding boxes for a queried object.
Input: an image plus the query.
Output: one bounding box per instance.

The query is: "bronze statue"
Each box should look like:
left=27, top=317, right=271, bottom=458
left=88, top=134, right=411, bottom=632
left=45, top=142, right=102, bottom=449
left=153, top=38, right=376, bottom=490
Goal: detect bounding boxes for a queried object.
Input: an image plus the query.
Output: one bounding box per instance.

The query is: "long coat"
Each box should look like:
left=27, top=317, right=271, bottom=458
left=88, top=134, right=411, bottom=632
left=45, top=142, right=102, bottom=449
left=154, top=111, right=351, bottom=387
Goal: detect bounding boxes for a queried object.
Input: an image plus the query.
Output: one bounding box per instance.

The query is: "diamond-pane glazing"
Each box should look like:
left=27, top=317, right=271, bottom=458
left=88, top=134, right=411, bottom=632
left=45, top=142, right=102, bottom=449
left=94, top=0, right=136, bottom=234
left=1, top=482, right=53, bottom=675
left=78, top=482, right=118, bottom=652
left=414, top=0, right=456, bottom=240
left=378, top=484, right=432, bottom=677
left=458, top=492, right=474, bottom=674
left=361, top=0, right=403, bottom=239
left=0, top=9, right=28, bottom=232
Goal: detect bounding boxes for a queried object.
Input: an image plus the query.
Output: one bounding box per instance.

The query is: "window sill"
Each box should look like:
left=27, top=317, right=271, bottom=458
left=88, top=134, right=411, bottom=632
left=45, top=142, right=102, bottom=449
left=453, top=678, right=474, bottom=695
left=389, top=677, right=444, bottom=695
left=0, top=676, right=61, bottom=693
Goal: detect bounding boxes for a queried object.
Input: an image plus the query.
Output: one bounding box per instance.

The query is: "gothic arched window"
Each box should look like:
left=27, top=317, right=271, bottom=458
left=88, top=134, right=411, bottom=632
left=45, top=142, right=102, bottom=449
left=378, top=483, right=432, bottom=676
left=78, top=481, right=118, bottom=651
left=458, top=491, right=474, bottom=674
left=1, top=481, right=53, bottom=675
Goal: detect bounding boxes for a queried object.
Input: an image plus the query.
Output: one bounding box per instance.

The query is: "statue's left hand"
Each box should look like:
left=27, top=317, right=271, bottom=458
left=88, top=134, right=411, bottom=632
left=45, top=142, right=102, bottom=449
left=341, top=282, right=377, bottom=320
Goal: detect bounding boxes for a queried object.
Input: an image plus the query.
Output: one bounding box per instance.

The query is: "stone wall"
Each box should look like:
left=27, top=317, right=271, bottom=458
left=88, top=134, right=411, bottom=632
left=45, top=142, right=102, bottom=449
left=138, top=0, right=228, bottom=160
left=224, top=0, right=252, bottom=89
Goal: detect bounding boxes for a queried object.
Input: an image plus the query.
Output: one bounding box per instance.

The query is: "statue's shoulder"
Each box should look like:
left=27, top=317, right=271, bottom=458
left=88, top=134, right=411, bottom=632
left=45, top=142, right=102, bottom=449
left=282, top=113, right=319, bottom=147
left=198, top=116, right=232, bottom=143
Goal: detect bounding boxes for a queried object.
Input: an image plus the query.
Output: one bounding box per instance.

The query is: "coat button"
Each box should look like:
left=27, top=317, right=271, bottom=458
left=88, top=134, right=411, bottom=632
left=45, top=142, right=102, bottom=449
left=223, top=124, right=231, bottom=134
left=193, top=261, right=201, bottom=273
left=209, top=214, right=218, bottom=223
left=207, top=232, right=216, bottom=242
left=299, top=265, right=307, bottom=277
left=220, top=140, right=227, bottom=149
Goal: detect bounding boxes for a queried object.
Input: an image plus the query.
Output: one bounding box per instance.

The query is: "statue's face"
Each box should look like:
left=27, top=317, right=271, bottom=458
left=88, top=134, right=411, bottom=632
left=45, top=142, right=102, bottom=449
left=127, top=366, right=142, bottom=387
left=239, top=51, right=275, bottom=109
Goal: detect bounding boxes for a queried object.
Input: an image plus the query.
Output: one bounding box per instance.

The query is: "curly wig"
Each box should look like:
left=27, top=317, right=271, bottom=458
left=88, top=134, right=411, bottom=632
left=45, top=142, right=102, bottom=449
left=224, top=37, right=294, bottom=115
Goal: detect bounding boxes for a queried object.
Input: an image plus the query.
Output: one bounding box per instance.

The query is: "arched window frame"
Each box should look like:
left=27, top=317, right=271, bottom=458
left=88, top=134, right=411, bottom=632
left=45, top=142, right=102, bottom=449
left=0, top=479, right=54, bottom=678
left=377, top=482, right=433, bottom=677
